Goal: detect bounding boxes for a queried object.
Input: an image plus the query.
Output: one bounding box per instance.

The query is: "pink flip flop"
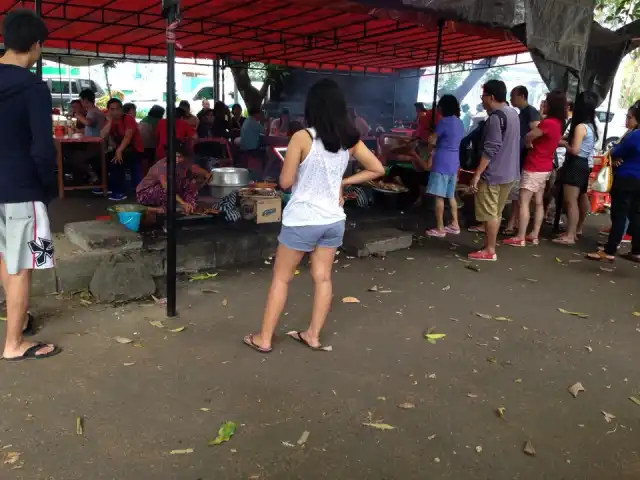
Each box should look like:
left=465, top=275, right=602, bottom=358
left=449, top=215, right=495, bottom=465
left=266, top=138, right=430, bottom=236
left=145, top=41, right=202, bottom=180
left=426, top=228, right=446, bottom=238
left=444, top=226, right=461, bottom=235
left=552, top=236, right=575, bottom=246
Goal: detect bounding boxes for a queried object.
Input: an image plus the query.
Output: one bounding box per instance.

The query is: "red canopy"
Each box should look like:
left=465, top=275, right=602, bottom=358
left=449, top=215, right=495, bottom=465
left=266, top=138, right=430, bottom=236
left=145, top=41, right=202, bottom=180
left=2, top=0, right=527, bottom=72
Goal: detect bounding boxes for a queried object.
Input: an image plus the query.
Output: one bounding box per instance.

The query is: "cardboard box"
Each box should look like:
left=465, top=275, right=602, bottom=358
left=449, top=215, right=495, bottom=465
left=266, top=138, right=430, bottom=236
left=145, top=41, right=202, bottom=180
left=240, top=196, right=282, bottom=224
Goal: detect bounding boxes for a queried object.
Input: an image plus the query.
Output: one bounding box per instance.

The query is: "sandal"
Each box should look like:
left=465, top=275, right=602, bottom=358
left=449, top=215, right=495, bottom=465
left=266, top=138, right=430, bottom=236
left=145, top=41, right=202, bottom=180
left=525, top=236, right=539, bottom=246
left=287, top=331, right=331, bottom=352
left=243, top=334, right=272, bottom=354
left=425, top=228, right=446, bottom=238
left=444, top=225, right=461, bottom=235
left=468, top=225, right=485, bottom=233
left=621, top=253, right=640, bottom=264
left=503, top=237, right=526, bottom=247
left=586, top=250, right=615, bottom=262
left=4, top=343, right=61, bottom=362
left=552, top=236, right=576, bottom=246
left=23, top=312, right=35, bottom=337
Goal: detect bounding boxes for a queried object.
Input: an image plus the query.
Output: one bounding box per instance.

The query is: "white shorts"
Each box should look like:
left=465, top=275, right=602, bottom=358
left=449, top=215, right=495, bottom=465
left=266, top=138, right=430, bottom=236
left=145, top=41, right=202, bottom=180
left=0, top=202, right=55, bottom=275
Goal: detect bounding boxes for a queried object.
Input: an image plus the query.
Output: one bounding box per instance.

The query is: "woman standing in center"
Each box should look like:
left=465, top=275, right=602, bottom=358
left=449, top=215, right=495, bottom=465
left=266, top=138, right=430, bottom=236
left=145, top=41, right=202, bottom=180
left=504, top=90, right=566, bottom=246
left=244, top=79, right=385, bottom=353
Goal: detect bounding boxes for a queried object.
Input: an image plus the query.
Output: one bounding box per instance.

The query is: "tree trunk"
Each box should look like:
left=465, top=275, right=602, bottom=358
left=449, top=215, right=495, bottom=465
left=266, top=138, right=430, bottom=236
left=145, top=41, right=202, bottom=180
left=452, top=58, right=498, bottom=101
left=228, top=62, right=269, bottom=111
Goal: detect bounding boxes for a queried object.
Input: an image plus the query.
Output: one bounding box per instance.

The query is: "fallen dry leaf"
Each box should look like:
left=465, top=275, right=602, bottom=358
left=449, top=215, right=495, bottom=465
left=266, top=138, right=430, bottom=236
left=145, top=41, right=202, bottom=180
left=600, top=266, right=614, bottom=272
left=442, top=285, right=451, bottom=291
left=467, top=393, right=478, bottom=398
left=628, top=396, right=640, bottom=406
left=514, top=378, right=523, bottom=383
left=169, top=448, right=194, bottom=455
left=555, top=257, right=563, bottom=263
left=123, top=362, right=135, bottom=367
left=525, top=278, right=538, bottom=283
left=342, top=296, right=360, bottom=303
left=281, top=441, right=296, bottom=448
left=169, top=326, right=186, bottom=333
left=601, top=411, right=616, bottom=423
left=633, top=312, right=640, bottom=317
left=496, top=407, right=506, bottom=419
left=427, top=434, right=437, bottom=440
left=568, top=382, right=585, bottom=398
left=149, top=320, right=165, bottom=328
left=523, top=440, right=536, bottom=456
left=494, top=316, right=512, bottom=322
left=4, top=451, right=21, bottom=465
left=397, top=402, right=416, bottom=410
left=76, top=416, right=83, bottom=435
left=200, top=408, right=210, bottom=412
left=584, top=345, right=593, bottom=353
left=406, top=257, right=415, bottom=260
left=294, top=270, right=300, bottom=276
left=368, top=285, right=378, bottom=292
left=558, top=308, right=589, bottom=319
left=362, top=422, right=395, bottom=430
left=466, top=264, right=481, bottom=272
left=475, top=312, right=493, bottom=320
left=475, top=445, right=483, bottom=453
left=113, top=336, right=133, bottom=344
left=297, top=430, right=310, bottom=446
left=222, top=298, right=228, bottom=307
left=200, top=289, right=219, bottom=294
left=486, top=356, right=497, bottom=364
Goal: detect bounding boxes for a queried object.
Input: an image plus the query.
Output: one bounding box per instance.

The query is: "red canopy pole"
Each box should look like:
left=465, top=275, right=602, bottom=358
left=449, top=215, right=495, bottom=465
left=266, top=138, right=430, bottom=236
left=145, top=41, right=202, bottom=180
left=163, top=0, right=180, bottom=317
left=431, top=19, right=444, bottom=125
left=213, top=58, right=220, bottom=102
left=34, top=0, right=42, bottom=80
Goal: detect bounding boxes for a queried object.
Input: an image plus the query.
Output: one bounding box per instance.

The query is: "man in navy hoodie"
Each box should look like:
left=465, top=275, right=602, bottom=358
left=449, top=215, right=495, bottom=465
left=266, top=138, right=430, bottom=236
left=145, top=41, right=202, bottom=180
left=0, top=10, right=60, bottom=360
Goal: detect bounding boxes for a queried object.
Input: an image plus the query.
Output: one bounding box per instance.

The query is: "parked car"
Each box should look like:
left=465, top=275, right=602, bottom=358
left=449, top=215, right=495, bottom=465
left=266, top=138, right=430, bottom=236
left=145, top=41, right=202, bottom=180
left=595, top=108, right=628, bottom=151
left=46, top=77, right=105, bottom=111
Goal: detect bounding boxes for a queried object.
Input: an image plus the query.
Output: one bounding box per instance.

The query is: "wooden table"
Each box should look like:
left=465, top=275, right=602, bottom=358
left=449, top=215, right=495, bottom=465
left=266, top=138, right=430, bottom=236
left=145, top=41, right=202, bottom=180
left=55, top=136, right=107, bottom=199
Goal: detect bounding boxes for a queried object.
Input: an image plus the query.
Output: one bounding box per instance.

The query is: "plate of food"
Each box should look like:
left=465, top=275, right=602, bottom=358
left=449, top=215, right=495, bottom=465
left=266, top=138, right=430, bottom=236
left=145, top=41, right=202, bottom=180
left=366, top=180, right=409, bottom=194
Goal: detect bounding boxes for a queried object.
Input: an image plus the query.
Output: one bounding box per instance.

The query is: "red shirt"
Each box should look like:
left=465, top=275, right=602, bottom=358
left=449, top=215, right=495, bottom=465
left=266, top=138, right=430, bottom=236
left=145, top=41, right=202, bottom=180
left=415, top=110, right=441, bottom=142
left=110, top=114, right=143, bottom=153
left=156, top=118, right=195, bottom=159
left=524, top=117, right=562, bottom=173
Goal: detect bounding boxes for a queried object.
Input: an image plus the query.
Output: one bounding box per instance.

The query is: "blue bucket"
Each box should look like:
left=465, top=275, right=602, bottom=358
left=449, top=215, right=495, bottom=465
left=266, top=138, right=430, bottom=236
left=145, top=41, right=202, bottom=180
left=118, top=211, right=142, bottom=232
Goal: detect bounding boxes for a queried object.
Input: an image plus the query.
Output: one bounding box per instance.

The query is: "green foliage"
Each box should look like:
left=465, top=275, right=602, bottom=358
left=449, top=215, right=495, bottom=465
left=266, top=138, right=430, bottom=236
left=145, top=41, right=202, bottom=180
left=482, top=66, right=506, bottom=82
left=596, top=0, right=640, bottom=26
left=619, top=60, right=640, bottom=107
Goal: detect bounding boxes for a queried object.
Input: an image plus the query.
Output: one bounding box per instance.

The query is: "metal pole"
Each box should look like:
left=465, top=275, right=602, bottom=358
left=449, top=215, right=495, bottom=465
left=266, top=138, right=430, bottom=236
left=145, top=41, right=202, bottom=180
left=164, top=1, right=179, bottom=318
left=35, top=0, right=42, bottom=80
left=431, top=19, right=444, bottom=125
left=221, top=63, right=225, bottom=104
left=213, top=58, right=220, bottom=102
left=602, top=82, right=615, bottom=151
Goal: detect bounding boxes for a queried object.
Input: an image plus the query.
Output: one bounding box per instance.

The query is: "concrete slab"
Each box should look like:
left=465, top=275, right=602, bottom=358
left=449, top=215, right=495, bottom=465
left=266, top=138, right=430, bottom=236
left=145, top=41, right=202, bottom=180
left=342, top=227, right=413, bottom=257
left=65, top=220, right=143, bottom=252
left=90, top=254, right=156, bottom=302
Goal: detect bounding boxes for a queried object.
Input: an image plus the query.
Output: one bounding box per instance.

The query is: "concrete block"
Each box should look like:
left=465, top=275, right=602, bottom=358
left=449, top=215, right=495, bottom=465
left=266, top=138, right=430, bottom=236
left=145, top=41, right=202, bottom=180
left=90, top=254, right=156, bottom=302
left=55, top=250, right=111, bottom=293
left=342, top=228, right=413, bottom=257
left=65, top=221, right=142, bottom=252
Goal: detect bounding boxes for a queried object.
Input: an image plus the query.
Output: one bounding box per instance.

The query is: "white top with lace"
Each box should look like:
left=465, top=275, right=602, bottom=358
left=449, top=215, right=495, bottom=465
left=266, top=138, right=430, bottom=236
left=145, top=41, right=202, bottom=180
left=282, top=128, right=349, bottom=227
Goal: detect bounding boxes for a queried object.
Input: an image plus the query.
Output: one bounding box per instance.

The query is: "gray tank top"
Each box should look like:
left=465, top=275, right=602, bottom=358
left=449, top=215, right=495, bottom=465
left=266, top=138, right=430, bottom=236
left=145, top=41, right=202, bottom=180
left=578, top=123, right=595, bottom=159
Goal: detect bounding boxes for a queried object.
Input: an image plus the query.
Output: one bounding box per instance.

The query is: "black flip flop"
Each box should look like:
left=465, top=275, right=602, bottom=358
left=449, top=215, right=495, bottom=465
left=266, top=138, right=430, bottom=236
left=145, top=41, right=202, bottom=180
left=287, top=331, right=331, bottom=352
left=23, top=312, right=35, bottom=337
left=243, top=334, right=272, bottom=354
left=4, top=343, right=61, bottom=362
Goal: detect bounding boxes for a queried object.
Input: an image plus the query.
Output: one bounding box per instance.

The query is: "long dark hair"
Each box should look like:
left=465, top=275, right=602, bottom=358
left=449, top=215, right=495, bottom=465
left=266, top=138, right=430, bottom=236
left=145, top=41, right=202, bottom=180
left=305, top=79, right=360, bottom=153
left=437, top=94, right=460, bottom=117
left=569, top=91, right=598, bottom=144
left=545, top=90, right=567, bottom=123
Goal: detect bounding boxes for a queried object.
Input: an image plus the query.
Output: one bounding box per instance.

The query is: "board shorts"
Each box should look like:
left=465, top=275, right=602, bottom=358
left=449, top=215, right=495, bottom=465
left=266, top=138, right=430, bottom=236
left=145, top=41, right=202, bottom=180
left=0, top=202, right=55, bottom=275
left=278, top=220, right=345, bottom=252
left=426, top=172, right=457, bottom=199
left=520, top=170, right=552, bottom=194
left=475, top=181, right=517, bottom=223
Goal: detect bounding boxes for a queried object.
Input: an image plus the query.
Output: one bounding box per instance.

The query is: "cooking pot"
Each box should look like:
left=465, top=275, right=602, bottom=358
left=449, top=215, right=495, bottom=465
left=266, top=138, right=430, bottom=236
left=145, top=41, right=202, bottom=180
left=209, top=167, right=249, bottom=187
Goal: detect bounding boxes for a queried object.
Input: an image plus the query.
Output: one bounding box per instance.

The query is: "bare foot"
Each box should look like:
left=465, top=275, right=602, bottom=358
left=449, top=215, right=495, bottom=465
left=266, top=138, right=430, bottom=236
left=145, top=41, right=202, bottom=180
left=3, top=341, right=56, bottom=359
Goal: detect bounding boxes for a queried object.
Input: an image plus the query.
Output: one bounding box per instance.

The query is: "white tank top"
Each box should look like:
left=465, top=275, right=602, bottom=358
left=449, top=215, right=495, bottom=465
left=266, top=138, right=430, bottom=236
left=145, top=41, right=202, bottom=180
left=282, top=128, right=349, bottom=227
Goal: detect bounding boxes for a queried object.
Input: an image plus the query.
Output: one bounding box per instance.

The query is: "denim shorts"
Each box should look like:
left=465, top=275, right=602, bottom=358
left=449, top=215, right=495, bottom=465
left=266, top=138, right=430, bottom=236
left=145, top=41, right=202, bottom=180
left=426, top=172, right=457, bottom=199
left=278, top=220, right=346, bottom=252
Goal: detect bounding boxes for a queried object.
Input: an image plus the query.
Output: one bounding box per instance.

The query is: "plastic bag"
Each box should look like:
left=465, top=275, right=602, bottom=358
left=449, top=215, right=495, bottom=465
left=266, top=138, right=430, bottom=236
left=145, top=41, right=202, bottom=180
left=592, top=164, right=612, bottom=193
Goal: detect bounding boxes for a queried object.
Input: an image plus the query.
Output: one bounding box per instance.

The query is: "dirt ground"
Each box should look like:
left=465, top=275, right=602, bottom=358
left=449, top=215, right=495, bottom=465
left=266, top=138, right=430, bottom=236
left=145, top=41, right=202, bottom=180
left=1, top=218, right=640, bottom=480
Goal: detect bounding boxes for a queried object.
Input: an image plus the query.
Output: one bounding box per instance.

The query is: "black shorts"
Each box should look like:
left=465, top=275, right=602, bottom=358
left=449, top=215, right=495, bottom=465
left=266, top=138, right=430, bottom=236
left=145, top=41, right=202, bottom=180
left=559, top=155, right=590, bottom=194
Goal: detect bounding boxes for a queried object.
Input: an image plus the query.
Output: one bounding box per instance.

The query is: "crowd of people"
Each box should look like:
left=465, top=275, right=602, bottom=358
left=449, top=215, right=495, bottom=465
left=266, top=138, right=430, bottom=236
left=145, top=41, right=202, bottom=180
left=0, top=9, right=639, bottom=362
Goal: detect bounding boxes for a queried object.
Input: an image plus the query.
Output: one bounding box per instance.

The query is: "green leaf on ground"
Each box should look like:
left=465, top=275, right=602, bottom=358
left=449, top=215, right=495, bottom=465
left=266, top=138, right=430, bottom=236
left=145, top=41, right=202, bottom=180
left=362, top=422, right=395, bottom=430
left=558, top=308, right=589, bottom=319
left=209, top=421, right=237, bottom=446
left=169, top=326, right=186, bottom=333
left=496, top=407, right=506, bottom=419
left=189, top=272, right=218, bottom=282
left=629, top=396, right=640, bottom=406
left=425, top=333, right=446, bottom=344
left=633, top=312, right=640, bottom=317
left=494, top=316, right=512, bottom=322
